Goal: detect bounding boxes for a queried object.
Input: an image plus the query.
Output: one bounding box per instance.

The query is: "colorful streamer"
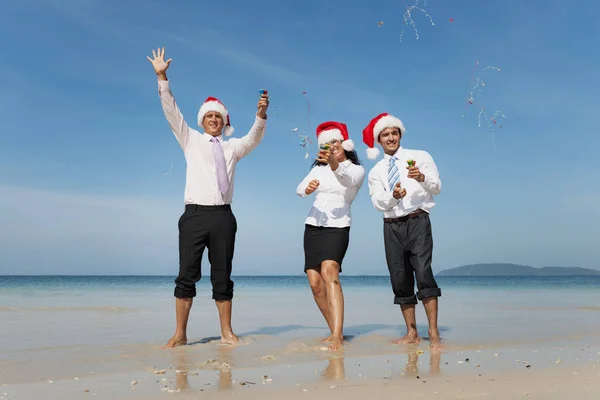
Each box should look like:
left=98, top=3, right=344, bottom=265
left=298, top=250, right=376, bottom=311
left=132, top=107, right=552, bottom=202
left=462, top=60, right=506, bottom=142
left=399, top=0, right=435, bottom=42
left=271, top=92, right=314, bottom=159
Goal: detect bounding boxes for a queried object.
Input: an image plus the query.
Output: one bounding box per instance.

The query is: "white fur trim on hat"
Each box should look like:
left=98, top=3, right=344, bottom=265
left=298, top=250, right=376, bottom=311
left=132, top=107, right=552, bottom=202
left=223, top=126, right=234, bottom=136
left=373, top=115, right=405, bottom=143
left=198, top=100, right=228, bottom=125
left=366, top=147, right=380, bottom=160
left=317, top=128, right=344, bottom=146
left=341, top=139, right=354, bottom=152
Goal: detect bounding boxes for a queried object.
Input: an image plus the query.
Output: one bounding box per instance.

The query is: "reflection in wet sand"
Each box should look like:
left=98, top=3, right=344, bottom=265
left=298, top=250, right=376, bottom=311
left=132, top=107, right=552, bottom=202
left=321, top=357, right=346, bottom=381
left=171, top=350, right=190, bottom=392
left=402, top=350, right=442, bottom=378
left=218, top=369, right=233, bottom=389
left=169, top=344, right=235, bottom=393
left=430, top=351, right=441, bottom=375
left=215, top=345, right=234, bottom=390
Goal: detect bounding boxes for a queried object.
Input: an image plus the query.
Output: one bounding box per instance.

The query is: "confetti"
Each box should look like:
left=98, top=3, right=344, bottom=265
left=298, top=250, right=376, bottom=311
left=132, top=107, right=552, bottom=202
left=462, top=60, right=505, bottom=142
left=400, top=0, right=435, bottom=42
left=272, top=93, right=314, bottom=159
left=378, top=21, right=384, bottom=27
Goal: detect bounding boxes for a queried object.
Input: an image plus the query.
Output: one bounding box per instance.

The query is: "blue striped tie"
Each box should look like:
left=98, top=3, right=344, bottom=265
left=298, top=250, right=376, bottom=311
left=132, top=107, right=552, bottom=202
left=388, top=157, right=399, bottom=191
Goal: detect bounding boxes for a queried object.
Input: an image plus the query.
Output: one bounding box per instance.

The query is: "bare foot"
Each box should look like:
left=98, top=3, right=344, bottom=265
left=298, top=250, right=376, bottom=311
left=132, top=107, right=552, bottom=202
left=429, top=341, right=444, bottom=351
left=163, top=335, right=187, bottom=349
left=428, top=330, right=444, bottom=351
left=320, top=334, right=333, bottom=343
left=393, top=332, right=421, bottom=344
left=328, top=335, right=343, bottom=351
left=220, top=333, right=240, bottom=345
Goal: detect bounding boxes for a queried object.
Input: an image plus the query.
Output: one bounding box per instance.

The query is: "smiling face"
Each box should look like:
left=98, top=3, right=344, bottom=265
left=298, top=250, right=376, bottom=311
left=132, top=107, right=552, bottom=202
left=202, top=112, right=224, bottom=136
left=378, top=127, right=401, bottom=155
left=328, top=139, right=348, bottom=162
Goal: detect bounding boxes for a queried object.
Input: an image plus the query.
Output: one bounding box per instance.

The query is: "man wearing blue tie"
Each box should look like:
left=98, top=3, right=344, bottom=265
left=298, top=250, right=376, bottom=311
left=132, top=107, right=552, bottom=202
left=147, top=47, right=269, bottom=348
left=362, top=112, right=443, bottom=350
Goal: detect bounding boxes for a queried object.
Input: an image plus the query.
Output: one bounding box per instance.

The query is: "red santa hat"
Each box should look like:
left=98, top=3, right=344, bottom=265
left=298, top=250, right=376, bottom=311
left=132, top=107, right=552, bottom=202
left=362, top=112, right=405, bottom=160
left=316, top=121, right=355, bottom=152
left=197, top=96, right=234, bottom=136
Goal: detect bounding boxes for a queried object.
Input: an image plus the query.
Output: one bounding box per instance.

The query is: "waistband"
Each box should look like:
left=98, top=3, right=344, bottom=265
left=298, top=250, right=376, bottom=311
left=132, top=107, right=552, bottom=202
left=384, top=209, right=427, bottom=223
left=185, top=204, right=231, bottom=211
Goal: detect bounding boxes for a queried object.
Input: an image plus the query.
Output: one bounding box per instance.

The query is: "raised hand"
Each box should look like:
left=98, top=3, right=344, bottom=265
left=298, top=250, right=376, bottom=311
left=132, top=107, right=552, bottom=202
left=316, top=148, right=334, bottom=165
left=147, top=47, right=172, bottom=78
left=406, top=164, right=424, bottom=182
left=257, top=90, right=269, bottom=119
left=305, top=179, right=320, bottom=195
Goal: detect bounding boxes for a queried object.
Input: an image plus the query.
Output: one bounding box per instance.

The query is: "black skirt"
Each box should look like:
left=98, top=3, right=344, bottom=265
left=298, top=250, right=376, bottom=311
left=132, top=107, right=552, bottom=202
left=303, top=224, right=350, bottom=273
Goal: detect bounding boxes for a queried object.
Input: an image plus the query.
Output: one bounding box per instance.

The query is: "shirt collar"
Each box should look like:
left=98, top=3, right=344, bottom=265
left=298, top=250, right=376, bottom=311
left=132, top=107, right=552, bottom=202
left=383, top=146, right=404, bottom=161
left=203, top=132, right=222, bottom=143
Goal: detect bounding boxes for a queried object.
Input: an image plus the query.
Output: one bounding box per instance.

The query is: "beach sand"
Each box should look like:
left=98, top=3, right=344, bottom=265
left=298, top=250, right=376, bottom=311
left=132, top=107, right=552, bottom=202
left=2, top=339, right=599, bottom=399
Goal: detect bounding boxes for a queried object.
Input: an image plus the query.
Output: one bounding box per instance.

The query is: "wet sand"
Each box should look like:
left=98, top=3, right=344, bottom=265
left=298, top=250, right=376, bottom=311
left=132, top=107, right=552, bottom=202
left=2, top=338, right=599, bottom=399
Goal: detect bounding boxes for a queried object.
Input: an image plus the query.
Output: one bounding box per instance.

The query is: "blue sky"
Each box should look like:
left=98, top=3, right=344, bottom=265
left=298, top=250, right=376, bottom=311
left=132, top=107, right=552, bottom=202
left=1, top=0, right=599, bottom=275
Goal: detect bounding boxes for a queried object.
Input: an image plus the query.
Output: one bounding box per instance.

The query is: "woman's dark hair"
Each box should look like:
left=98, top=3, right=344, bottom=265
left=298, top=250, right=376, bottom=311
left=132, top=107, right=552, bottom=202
left=310, top=149, right=362, bottom=169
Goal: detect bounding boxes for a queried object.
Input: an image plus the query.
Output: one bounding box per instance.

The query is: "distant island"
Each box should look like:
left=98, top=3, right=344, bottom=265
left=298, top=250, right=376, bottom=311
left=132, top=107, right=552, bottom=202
left=437, top=263, right=600, bottom=276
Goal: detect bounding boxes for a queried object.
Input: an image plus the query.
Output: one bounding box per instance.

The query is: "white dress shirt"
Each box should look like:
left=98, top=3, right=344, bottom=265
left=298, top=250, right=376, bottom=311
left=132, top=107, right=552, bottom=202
left=296, top=160, right=366, bottom=227
left=367, top=147, right=441, bottom=218
left=158, top=80, right=266, bottom=205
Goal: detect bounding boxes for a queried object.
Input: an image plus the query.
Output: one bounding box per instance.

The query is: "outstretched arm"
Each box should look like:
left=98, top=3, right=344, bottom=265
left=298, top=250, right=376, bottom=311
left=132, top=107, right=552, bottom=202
left=148, top=47, right=191, bottom=149
left=230, top=91, right=270, bottom=160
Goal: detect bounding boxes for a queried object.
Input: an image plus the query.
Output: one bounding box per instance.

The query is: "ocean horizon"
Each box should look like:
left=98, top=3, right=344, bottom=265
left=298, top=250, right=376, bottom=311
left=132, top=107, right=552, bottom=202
left=3, top=274, right=600, bottom=289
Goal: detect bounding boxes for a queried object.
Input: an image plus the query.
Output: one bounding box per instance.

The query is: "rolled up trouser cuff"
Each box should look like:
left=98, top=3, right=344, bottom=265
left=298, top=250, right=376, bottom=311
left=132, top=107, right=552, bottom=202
left=212, top=291, right=233, bottom=301
left=174, top=287, right=196, bottom=298
left=417, top=288, right=441, bottom=300
left=394, top=294, right=418, bottom=305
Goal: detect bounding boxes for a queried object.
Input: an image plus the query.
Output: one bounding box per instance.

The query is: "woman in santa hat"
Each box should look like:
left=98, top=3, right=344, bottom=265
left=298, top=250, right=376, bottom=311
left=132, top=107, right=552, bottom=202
left=295, top=121, right=365, bottom=351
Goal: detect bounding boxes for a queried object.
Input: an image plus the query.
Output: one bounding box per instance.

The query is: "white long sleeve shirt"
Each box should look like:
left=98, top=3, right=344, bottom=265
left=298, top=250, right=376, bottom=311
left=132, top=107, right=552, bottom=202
left=367, top=147, right=441, bottom=218
left=296, top=160, right=365, bottom=227
left=158, top=80, right=266, bottom=205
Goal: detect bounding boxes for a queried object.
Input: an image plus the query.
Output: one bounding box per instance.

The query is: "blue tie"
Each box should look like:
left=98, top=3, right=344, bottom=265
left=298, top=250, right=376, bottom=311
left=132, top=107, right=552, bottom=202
left=388, top=157, right=399, bottom=191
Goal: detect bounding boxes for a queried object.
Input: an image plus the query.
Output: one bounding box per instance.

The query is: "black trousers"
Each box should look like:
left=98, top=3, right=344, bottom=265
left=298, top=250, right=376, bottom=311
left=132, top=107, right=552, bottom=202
left=175, top=204, right=237, bottom=300
left=383, top=211, right=441, bottom=305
